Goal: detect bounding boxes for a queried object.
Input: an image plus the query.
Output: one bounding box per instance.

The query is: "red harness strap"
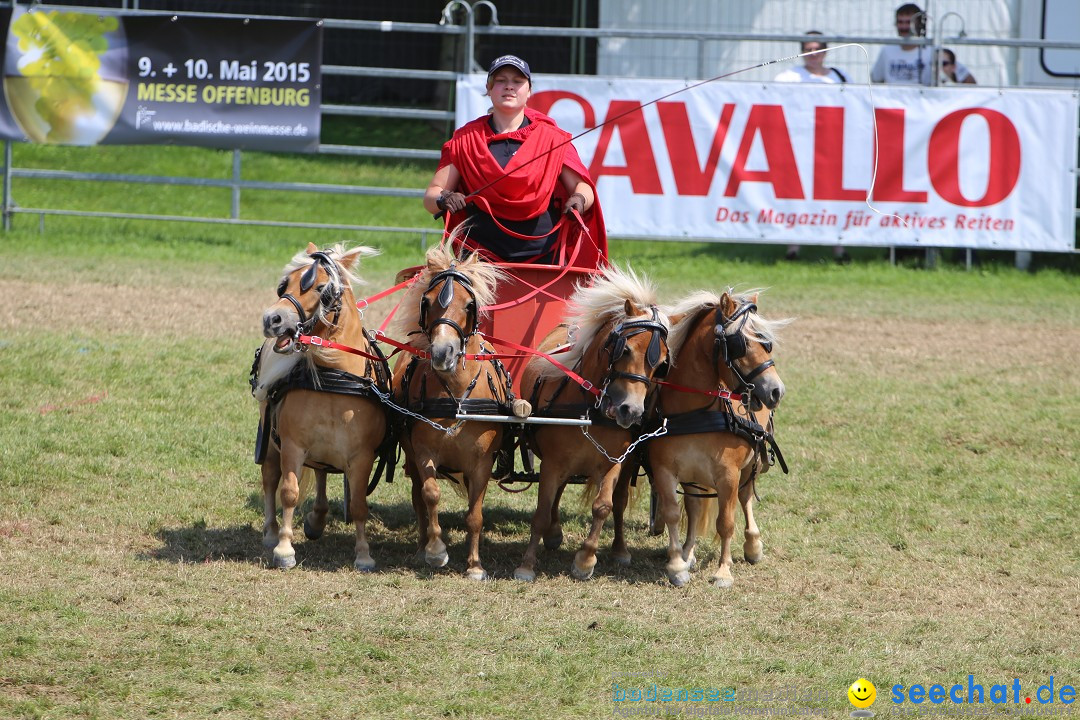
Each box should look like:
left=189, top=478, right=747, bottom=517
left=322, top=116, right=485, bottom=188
left=298, top=334, right=392, bottom=362
left=483, top=334, right=602, bottom=398
left=355, top=274, right=422, bottom=310
left=656, top=379, right=747, bottom=405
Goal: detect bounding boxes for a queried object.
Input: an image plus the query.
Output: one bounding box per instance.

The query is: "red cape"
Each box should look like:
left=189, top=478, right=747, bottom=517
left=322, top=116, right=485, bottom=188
left=439, top=107, right=606, bottom=268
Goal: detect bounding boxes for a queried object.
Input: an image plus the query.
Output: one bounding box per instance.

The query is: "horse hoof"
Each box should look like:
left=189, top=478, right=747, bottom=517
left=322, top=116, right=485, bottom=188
left=303, top=517, right=324, bottom=541
left=465, top=568, right=489, bottom=582
left=669, top=570, right=691, bottom=587
left=354, top=558, right=376, bottom=573
left=711, top=576, right=734, bottom=589
left=745, top=552, right=764, bottom=565
left=425, top=551, right=449, bottom=569
left=272, top=550, right=296, bottom=570
left=262, top=535, right=278, bottom=550
left=613, top=552, right=632, bottom=567
left=543, top=530, right=563, bottom=551
left=571, top=563, right=595, bottom=581
left=513, top=567, right=536, bottom=582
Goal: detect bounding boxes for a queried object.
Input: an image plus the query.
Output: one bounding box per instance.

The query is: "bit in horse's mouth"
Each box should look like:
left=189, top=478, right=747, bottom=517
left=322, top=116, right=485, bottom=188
left=273, top=330, right=296, bottom=353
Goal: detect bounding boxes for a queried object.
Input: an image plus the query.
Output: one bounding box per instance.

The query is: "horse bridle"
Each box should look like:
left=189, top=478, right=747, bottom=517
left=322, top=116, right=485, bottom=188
left=602, top=305, right=670, bottom=389
left=419, top=262, right=478, bottom=345
left=714, top=302, right=774, bottom=388
left=275, top=251, right=344, bottom=338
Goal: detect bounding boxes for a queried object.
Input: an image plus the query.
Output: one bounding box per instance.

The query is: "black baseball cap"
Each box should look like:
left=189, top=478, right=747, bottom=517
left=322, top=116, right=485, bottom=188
left=488, top=54, right=531, bottom=80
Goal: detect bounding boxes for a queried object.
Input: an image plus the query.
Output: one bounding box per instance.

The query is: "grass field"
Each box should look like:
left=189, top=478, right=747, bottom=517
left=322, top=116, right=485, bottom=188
left=0, top=140, right=1078, bottom=720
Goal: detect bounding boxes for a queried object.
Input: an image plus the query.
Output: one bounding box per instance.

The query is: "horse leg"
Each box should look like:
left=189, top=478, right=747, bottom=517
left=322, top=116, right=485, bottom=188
left=405, top=456, right=430, bottom=561
left=272, top=446, right=304, bottom=569
left=654, top=471, right=690, bottom=586
left=346, top=450, right=378, bottom=572
left=261, top=450, right=281, bottom=550
left=419, top=460, right=448, bottom=569
left=514, top=465, right=564, bottom=582
left=303, top=470, right=330, bottom=540
left=571, top=463, right=622, bottom=581
left=544, top=482, right=567, bottom=551
left=463, top=463, right=492, bottom=581
left=681, top=493, right=703, bottom=572
left=610, top=461, right=637, bottom=566
left=709, top=475, right=739, bottom=588
left=740, top=467, right=763, bottom=564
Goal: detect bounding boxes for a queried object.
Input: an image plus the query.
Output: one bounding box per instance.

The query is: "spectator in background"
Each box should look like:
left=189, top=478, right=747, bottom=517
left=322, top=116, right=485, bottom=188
left=774, top=31, right=848, bottom=84
left=775, top=31, right=850, bottom=264
left=939, top=48, right=977, bottom=84
left=871, top=3, right=932, bottom=86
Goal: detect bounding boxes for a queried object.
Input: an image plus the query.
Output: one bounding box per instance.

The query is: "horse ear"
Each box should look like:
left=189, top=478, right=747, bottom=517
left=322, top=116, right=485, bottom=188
left=623, top=298, right=637, bottom=317
left=719, top=292, right=738, bottom=319
left=305, top=242, right=318, bottom=255
left=748, top=292, right=759, bottom=305
left=338, top=248, right=361, bottom=272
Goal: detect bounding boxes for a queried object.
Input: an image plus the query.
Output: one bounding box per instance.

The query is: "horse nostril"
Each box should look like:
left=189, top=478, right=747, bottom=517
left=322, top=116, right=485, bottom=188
left=770, top=387, right=783, bottom=405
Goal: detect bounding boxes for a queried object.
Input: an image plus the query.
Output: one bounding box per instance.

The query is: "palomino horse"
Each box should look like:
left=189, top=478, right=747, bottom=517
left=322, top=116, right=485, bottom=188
left=391, top=243, right=511, bottom=581
left=614, top=290, right=788, bottom=587
left=514, top=265, right=671, bottom=581
left=255, top=243, right=390, bottom=570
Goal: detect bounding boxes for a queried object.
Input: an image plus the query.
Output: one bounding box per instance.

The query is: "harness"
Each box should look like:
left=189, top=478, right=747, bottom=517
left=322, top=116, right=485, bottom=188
left=526, top=309, right=670, bottom=460
left=251, top=320, right=398, bottom=495
left=715, top=301, right=774, bottom=389
left=641, top=302, right=788, bottom=488
left=275, top=251, right=344, bottom=340
left=399, top=263, right=515, bottom=425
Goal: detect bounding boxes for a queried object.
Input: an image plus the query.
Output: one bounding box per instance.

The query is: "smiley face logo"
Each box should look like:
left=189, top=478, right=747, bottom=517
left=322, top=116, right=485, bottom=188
left=848, top=678, right=877, bottom=709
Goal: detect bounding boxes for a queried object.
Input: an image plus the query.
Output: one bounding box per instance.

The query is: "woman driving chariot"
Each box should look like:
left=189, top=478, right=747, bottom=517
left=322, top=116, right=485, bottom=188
left=423, top=54, right=606, bottom=267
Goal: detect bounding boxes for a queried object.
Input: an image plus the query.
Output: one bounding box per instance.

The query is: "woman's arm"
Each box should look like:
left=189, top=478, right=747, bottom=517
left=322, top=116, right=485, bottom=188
left=424, top=163, right=463, bottom=215
left=559, top=166, right=593, bottom=211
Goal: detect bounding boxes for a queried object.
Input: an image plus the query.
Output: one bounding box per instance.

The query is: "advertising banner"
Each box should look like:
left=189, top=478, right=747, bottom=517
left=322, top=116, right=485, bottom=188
left=0, top=8, right=321, bottom=152
left=457, top=75, right=1079, bottom=251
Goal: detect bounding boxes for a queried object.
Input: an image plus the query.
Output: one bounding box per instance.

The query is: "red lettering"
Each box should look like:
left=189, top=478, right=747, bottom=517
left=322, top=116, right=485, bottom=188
left=723, top=105, right=803, bottom=199
left=657, top=101, right=736, bottom=196
left=528, top=90, right=597, bottom=129
left=813, top=107, right=867, bottom=201
left=872, top=108, right=927, bottom=202
left=929, top=109, right=1020, bottom=207
left=588, top=100, right=663, bottom=195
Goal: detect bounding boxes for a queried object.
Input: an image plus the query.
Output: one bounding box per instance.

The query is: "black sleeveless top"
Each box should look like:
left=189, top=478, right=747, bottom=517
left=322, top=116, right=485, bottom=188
left=463, top=116, right=560, bottom=262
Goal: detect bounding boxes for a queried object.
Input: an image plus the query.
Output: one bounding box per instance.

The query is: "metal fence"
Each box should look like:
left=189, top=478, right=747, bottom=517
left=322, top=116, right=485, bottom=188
left=1, top=1, right=1078, bottom=255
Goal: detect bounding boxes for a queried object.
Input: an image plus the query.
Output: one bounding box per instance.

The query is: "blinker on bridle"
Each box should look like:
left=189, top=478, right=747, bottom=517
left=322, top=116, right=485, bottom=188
left=603, top=305, right=669, bottom=388
left=276, top=251, right=343, bottom=336
left=714, top=302, right=774, bottom=387
left=419, top=262, right=479, bottom=343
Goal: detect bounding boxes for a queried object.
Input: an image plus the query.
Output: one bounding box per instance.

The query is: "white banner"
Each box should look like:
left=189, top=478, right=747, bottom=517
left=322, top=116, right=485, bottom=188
left=456, top=76, right=1079, bottom=251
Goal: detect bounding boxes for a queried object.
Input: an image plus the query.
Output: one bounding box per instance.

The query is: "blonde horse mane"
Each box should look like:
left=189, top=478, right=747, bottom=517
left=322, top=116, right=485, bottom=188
left=279, top=242, right=379, bottom=294
left=389, top=234, right=507, bottom=350
left=535, top=263, right=666, bottom=379
left=664, top=289, right=792, bottom=366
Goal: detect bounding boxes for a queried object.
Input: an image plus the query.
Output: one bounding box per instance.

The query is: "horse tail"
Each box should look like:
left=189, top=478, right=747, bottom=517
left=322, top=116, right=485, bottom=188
left=445, top=472, right=470, bottom=501
left=580, top=475, right=602, bottom=509
left=690, top=495, right=720, bottom=539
